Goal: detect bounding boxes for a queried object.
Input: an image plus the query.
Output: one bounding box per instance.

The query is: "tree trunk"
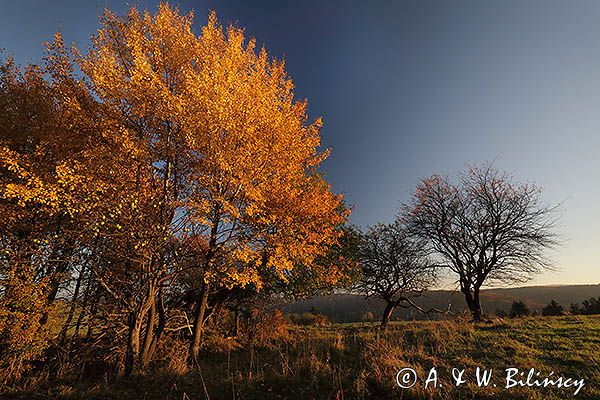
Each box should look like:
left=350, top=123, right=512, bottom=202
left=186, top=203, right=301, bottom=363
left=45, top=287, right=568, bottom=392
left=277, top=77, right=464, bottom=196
left=381, top=302, right=395, bottom=328
left=188, top=209, right=219, bottom=363
left=124, top=310, right=144, bottom=377
left=140, top=299, right=156, bottom=368
left=472, top=287, right=482, bottom=322
left=39, top=231, right=74, bottom=326
left=189, top=282, right=210, bottom=363
left=462, top=286, right=482, bottom=322
left=140, top=289, right=165, bottom=368
left=147, top=289, right=166, bottom=366
left=85, top=284, right=101, bottom=340
left=231, top=308, right=240, bottom=337
left=39, top=250, right=72, bottom=326
left=74, top=273, right=93, bottom=340
left=59, top=264, right=85, bottom=344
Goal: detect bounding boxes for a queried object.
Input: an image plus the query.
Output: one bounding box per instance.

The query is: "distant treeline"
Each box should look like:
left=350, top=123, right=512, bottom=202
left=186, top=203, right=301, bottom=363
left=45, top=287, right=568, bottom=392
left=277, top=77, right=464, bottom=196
left=282, top=285, right=600, bottom=323
left=570, top=296, right=600, bottom=315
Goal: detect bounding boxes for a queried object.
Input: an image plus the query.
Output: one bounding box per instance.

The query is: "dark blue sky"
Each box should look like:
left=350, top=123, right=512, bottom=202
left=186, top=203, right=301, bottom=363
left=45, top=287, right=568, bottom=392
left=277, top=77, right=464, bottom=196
left=1, top=0, right=599, bottom=285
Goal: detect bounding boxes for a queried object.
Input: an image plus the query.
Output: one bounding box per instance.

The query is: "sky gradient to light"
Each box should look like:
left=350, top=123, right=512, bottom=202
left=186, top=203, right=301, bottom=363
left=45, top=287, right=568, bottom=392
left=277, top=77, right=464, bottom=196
left=1, top=0, right=599, bottom=286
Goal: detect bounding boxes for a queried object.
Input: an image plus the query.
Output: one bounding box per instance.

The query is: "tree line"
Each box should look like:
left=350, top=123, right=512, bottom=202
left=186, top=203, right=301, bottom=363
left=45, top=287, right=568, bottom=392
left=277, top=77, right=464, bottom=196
left=505, top=300, right=560, bottom=318
left=504, top=297, right=600, bottom=318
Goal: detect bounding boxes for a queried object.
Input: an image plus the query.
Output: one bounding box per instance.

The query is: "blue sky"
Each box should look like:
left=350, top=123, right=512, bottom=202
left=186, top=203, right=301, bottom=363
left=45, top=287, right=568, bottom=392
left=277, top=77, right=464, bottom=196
left=1, top=0, right=599, bottom=286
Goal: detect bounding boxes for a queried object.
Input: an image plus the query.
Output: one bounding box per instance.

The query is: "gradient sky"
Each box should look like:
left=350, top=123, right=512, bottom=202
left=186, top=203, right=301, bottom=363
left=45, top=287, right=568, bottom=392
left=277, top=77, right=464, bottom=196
left=1, top=0, right=599, bottom=286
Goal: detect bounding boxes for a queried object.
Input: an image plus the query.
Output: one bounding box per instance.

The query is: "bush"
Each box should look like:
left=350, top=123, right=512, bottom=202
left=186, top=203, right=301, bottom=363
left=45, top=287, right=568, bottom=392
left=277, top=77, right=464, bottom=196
left=0, top=268, right=50, bottom=384
left=288, top=311, right=331, bottom=326
left=509, top=301, right=530, bottom=318
left=542, top=300, right=564, bottom=316
left=246, top=309, right=290, bottom=344
left=581, top=296, right=600, bottom=315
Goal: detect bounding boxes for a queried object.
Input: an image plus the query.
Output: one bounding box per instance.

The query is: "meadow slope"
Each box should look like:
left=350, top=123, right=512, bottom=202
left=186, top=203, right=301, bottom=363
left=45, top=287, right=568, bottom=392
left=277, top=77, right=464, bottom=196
left=6, top=315, right=600, bottom=400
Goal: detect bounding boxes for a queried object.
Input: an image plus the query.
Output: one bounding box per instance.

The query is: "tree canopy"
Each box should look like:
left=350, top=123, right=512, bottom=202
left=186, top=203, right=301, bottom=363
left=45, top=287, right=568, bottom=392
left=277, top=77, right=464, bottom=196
left=0, top=3, right=348, bottom=378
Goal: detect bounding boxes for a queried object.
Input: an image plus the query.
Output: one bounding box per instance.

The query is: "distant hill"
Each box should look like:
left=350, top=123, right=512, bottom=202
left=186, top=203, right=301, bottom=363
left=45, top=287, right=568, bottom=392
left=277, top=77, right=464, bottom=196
left=280, top=284, right=600, bottom=322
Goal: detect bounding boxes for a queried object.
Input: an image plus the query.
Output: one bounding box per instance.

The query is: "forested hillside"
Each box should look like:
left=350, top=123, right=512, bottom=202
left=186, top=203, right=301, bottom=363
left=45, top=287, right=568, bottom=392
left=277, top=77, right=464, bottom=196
left=282, top=285, right=600, bottom=322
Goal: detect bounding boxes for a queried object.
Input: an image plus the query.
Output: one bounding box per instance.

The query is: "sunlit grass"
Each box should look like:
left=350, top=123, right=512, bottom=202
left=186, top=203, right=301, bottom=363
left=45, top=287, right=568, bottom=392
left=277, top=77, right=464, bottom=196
left=12, top=315, right=600, bottom=399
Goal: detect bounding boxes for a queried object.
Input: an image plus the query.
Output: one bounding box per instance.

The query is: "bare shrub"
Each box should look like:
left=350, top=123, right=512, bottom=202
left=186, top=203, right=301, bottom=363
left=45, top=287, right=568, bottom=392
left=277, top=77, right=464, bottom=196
left=288, top=312, right=331, bottom=326
left=247, top=309, right=290, bottom=344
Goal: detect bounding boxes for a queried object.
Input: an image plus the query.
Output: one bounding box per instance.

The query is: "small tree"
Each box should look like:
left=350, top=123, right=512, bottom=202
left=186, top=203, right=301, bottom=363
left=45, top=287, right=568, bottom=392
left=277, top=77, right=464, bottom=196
left=542, top=300, right=564, bottom=316
left=569, top=303, right=582, bottom=315
left=509, top=301, right=530, bottom=318
left=356, top=222, right=437, bottom=328
left=581, top=296, right=600, bottom=315
left=404, top=164, right=560, bottom=322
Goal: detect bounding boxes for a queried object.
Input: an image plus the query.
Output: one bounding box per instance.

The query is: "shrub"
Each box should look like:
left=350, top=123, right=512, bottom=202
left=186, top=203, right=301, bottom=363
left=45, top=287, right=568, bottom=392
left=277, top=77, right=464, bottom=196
left=542, top=300, right=564, bottom=316
left=288, top=311, right=331, bottom=326
left=0, top=268, right=50, bottom=384
left=246, top=309, right=290, bottom=344
left=581, top=296, right=600, bottom=315
left=509, top=301, right=530, bottom=318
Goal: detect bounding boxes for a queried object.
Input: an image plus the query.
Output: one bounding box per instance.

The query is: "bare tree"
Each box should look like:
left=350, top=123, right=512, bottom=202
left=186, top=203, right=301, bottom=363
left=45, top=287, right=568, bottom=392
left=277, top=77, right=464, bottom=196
left=356, top=222, right=438, bottom=328
left=403, top=164, right=560, bottom=322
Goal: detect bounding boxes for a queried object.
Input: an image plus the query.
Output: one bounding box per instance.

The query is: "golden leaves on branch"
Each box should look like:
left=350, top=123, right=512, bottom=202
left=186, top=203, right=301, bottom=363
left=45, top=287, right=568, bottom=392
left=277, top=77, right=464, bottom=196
left=74, top=2, right=348, bottom=289
left=1, top=1, right=348, bottom=326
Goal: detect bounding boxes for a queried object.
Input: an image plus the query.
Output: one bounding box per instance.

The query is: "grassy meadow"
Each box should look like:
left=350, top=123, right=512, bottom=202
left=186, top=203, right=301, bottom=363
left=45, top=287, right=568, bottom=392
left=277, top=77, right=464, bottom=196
left=7, top=314, right=599, bottom=400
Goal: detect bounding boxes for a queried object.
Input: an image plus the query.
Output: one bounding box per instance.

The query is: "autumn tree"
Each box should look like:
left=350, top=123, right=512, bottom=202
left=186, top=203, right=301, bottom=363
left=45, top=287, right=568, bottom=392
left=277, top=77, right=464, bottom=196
left=174, top=11, right=346, bottom=362
left=0, top=1, right=349, bottom=377
left=404, top=164, right=560, bottom=322
left=76, top=3, right=347, bottom=366
left=0, top=62, right=57, bottom=368
left=266, top=224, right=361, bottom=300
left=356, top=222, right=437, bottom=327
left=0, top=41, right=103, bottom=380
left=72, top=5, right=217, bottom=374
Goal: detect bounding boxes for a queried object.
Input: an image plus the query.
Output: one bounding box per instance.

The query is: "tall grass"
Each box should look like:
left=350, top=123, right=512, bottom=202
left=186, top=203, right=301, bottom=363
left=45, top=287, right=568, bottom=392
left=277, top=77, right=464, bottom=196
left=5, top=315, right=600, bottom=399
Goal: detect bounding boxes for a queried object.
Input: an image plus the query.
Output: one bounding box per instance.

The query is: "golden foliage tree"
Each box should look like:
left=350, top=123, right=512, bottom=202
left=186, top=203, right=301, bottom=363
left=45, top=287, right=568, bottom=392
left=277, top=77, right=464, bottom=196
left=0, top=52, right=95, bottom=381
left=0, top=2, right=348, bottom=377
left=80, top=3, right=347, bottom=365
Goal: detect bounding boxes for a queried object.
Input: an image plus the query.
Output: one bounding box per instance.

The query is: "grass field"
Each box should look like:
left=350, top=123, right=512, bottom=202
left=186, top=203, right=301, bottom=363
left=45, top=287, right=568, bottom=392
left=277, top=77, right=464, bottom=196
left=7, top=315, right=600, bottom=400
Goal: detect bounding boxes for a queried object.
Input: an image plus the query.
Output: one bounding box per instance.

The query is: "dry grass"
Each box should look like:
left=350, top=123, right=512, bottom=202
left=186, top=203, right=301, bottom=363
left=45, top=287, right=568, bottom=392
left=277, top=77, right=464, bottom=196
left=4, top=315, right=600, bottom=399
